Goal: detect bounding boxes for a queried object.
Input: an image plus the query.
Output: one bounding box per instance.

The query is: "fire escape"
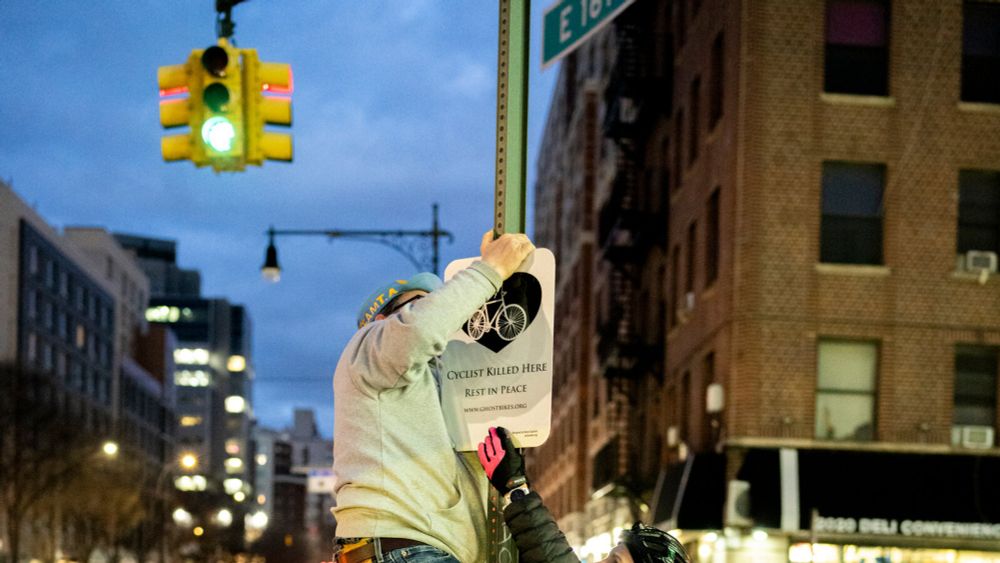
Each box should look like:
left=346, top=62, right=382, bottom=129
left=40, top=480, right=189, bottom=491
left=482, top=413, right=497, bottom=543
left=593, top=14, right=671, bottom=515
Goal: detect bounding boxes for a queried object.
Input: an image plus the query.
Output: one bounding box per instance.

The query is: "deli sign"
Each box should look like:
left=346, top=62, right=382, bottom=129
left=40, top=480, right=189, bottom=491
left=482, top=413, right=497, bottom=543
left=813, top=515, right=1000, bottom=541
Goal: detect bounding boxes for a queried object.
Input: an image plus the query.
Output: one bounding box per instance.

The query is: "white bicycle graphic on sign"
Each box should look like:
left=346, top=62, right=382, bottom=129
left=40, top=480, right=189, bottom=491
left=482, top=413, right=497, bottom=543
left=466, top=290, right=528, bottom=341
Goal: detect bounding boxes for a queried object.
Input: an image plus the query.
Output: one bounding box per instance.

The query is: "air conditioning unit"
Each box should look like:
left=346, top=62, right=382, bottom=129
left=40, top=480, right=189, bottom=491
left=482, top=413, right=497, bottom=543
left=965, top=251, right=998, bottom=273
left=951, top=425, right=995, bottom=449
left=724, top=480, right=752, bottom=527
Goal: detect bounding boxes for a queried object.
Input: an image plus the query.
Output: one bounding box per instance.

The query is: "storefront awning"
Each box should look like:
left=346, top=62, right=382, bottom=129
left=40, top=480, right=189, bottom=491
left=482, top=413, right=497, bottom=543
left=736, top=448, right=1000, bottom=543
left=649, top=452, right=725, bottom=530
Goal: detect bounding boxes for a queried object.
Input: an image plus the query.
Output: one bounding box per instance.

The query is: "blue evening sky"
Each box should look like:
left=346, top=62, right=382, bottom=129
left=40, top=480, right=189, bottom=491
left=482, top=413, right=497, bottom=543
left=0, top=2, right=559, bottom=437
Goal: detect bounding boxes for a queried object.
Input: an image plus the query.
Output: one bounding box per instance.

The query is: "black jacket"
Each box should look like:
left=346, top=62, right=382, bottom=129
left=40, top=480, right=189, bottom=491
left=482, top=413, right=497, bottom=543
left=503, top=492, right=579, bottom=563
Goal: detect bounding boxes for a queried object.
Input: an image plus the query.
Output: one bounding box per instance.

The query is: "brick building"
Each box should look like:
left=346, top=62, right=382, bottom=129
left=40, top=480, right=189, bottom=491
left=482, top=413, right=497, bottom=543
left=531, top=1, right=1000, bottom=561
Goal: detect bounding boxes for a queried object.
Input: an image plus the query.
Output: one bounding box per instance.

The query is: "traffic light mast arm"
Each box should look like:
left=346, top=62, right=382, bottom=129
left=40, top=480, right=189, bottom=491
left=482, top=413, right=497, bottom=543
left=265, top=205, right=454, bottom=275
left=216, top=0, right=247, bottom=39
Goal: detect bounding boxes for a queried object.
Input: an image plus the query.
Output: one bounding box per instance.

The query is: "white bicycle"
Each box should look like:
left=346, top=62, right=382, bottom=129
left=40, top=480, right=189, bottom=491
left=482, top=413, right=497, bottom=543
left=466, top=290, right=528, bottom=341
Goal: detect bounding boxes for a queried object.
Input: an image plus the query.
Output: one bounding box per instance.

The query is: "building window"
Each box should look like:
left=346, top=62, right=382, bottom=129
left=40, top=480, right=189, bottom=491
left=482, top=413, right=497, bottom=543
left=821, top=161, right=885, bottom=265
left=42, top=343, right=53, bottom=372
left=706, top=188, right=720, bottom=285
left=686, top=222, right=697, bottom=293
left=673, top=109, right=684, bottom=190
left=953, top=345, right=997, bottom=428
left=962, top=2, right=1000, bottom=103
left=669, top=246, right=680, bottom=329
left=816, top=340, right=877, bottom=441
left=688, top=76, right=701, bottom=165
left=824, top=0, right=890, bottom=95
left=27, top=332, right=37, bottom=363
left=957, top=170, right=1000, bottom=255
left=28, top=245, right=38, bottom=274
left=661, top=137, right=671, bottom=194
left=710, top=33, right=725, bottom=128
left=676, top=0, right=687, bottom=48
left=679, top=371, right=691, bottom=441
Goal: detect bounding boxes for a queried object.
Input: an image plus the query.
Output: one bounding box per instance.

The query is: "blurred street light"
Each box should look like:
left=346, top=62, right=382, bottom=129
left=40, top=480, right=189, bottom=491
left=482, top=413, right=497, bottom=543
left=180, top=453, right=198, bottom=470
left=172, top=508, right=194, bottom=528
left=216, top=508, right=234, bottom=527
left=102, top=441, right=119, bottom=457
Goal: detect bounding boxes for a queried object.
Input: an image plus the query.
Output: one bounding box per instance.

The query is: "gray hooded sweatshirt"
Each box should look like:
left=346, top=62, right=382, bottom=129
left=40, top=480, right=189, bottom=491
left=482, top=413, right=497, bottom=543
left=332, top=261, right=502, bottom=563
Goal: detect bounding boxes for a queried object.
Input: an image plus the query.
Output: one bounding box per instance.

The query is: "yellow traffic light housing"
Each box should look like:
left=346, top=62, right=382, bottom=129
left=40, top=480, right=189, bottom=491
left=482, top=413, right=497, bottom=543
left=158, top=39, right=291, bottom=171
left=243, top=50, right=293, bottom=164
left=158, top=54, right=199, bottom=163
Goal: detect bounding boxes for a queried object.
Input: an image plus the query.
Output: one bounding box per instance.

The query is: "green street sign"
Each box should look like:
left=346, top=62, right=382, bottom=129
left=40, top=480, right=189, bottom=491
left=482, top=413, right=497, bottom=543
left=542, top=0, right=636, bottom=68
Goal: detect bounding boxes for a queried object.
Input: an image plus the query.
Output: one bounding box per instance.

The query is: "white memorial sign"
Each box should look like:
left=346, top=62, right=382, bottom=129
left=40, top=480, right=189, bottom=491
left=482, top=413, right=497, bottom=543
left=441, top=248, right=555, bottom=451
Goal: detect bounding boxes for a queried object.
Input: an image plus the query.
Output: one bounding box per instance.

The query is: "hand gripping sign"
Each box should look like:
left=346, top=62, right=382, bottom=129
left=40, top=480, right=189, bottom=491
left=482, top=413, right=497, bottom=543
left=440, top=249, right=555, bottom=451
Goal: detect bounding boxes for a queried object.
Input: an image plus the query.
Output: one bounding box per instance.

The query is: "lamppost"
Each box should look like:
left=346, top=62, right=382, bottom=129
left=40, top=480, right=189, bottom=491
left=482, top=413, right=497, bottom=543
left=260, top=203, right=453, bottom=281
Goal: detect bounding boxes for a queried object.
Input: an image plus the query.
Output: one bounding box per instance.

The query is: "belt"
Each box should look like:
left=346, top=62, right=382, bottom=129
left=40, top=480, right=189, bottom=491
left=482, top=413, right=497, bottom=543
left=335, top=538, right=427, bottom=563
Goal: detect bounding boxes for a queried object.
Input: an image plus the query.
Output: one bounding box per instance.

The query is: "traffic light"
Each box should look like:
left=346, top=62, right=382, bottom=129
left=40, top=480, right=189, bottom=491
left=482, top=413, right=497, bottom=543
left=196, top=39, right=245, bottom=171
left=158, top=41, right=291, bottom=171
left=242, top=50, right=293, bottom=164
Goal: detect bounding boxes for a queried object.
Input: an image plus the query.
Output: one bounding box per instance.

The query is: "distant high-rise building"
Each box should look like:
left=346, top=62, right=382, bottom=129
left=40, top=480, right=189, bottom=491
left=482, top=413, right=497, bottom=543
left=253, top=409, right=334, bottom=561
left=112, top=234, right=201, bottom=297
left=115, top=234, right=255, bottom=524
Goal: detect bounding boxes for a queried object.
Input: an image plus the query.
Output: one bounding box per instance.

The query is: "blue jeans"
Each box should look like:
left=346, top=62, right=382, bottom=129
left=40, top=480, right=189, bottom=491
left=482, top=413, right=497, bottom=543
left=381, top=544, right=460, bottom=563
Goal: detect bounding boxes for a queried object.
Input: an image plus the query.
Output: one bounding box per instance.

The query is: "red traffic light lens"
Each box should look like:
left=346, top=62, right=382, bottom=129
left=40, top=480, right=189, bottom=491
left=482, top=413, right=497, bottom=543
left=201, top=46, right=229, bottom=77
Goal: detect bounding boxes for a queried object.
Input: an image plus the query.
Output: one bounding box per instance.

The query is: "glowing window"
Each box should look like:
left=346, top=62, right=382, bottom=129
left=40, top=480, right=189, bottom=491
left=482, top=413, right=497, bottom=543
left=175, top=370, right=210, bottom=387
left=223, top=478, right=244, bottom=495
left=174, top=348, right=210, bottom=365
left=227, top=355, right=246, bottom=372
left=226, top=440, right=241, bottom=455
left=225, top=395, right=246, bottom=413
left=225, top=457, right=244, bottom=472
left=175, top=475, right=207, bottom=491
left=179, top=416, right=203, bottom=427
left=146, top=306, right=180, bottom=323
left=256, top=454, right=268, bottom=466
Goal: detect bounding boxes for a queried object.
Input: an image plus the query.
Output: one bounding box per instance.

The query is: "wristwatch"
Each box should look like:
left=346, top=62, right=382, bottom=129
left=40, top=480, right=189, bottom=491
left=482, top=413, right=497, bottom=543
left=503, top=484, right=530, bottom=508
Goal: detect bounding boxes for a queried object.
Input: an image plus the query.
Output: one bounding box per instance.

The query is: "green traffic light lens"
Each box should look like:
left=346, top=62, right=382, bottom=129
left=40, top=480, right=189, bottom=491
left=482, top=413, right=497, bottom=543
left=202, top=117, right=236, bottom=152
left=203, top=83, right=230, bottom=113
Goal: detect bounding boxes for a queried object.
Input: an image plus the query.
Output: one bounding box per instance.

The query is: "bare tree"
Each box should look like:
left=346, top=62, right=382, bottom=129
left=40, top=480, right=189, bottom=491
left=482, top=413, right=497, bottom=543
left=62, top=454, right=145, bottom=562
left=0, top=363, right=107, bottom=562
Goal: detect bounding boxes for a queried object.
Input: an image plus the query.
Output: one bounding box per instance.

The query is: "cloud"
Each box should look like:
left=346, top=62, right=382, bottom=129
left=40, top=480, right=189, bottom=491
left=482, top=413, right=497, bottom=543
left=0, top=1, right=556, bottom=438
left=444, top=62, right=493, bottom=99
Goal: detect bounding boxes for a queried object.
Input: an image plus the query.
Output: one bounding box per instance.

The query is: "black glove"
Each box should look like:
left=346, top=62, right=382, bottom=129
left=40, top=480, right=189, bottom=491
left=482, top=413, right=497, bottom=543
left=476, top=426, right=527, bottom=494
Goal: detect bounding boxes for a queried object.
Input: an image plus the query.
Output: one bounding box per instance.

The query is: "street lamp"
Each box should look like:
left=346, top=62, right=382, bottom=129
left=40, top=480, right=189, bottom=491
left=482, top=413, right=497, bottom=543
left=180, top=452, right=199, bottom=471
left=102, top=440, right=120, bottom=457
left=261, top=203, right=453, bottom=280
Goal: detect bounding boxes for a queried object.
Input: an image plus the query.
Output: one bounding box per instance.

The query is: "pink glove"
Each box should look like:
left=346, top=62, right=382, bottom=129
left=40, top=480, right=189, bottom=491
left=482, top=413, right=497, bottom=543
left=476, top=426, right=526, bottom=494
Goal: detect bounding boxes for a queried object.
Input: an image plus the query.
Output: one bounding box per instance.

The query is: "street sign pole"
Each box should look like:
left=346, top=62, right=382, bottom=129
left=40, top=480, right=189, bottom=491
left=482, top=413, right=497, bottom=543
left=485, top=2, right=530, bottom=561
left=494, top=0, right=530, bottom=237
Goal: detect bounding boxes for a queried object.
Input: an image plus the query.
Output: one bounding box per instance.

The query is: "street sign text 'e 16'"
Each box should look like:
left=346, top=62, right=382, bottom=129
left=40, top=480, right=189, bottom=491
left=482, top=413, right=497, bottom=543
left=542, top=0, right=636, bottom=68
